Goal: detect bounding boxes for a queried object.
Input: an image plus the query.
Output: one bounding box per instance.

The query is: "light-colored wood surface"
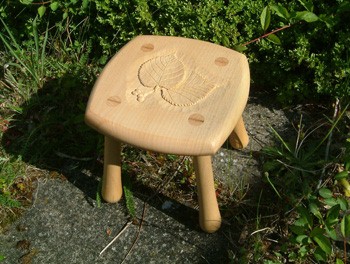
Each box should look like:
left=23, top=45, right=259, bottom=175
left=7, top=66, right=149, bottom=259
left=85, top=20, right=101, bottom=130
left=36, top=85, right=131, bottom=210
left=85, top=35, right=250, bottom=156
left=102, top=136, right=123, bottom=203
left=229, top=116, right=249, bottom=149
left=193, top=156, right=221, bottom=233
left=85, top=36, right=250, bottom=233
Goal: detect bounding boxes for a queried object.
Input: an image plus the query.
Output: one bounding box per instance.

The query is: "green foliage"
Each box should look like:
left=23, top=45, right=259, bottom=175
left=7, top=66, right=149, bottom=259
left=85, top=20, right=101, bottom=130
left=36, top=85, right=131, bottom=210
left=122, top=174, right=136, bottom=219
left=2, top=0, right=349, bottom=102
left=261, top=6, right=271, bottom=32
left=92, top=0, right=262, bottom=53
left=262, top=111, right=350, bottom=262
left=0, top=1, right=349, bottom=261
left=0, top=155, right=24, bottom=208
left=288, top=191, right=349, bottom=262
left=263, top=105, right=348, bottom=200
left=253, top=0, right=350, bottom=102
left=96, top=179, right=102, bottom=208
left=0, top=17, right=48, bottom=101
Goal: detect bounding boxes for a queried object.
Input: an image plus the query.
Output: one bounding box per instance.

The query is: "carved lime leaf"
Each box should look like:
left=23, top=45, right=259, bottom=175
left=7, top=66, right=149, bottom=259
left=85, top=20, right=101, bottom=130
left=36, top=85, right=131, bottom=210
left=161, top=70, right=217, bottom=106
left=138, top=53, right=185, bottom=89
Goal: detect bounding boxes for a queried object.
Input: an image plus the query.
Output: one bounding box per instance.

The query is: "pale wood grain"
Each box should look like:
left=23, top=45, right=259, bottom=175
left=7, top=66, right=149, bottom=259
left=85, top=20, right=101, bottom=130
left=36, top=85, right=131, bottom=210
left=102, top=137, right=122, bottom=203
left=85, top=35, right=250, bottom=233
left=193, top=156, right=221, bottom=233
left=85, top=35, right=250, bottom=156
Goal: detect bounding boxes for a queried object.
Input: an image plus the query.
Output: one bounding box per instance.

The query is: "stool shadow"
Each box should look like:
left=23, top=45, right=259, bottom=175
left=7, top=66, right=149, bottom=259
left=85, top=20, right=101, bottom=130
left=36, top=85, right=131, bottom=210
left=2, top=74, right=305, bottom=262
left=2, top=73, right=103, bottom=200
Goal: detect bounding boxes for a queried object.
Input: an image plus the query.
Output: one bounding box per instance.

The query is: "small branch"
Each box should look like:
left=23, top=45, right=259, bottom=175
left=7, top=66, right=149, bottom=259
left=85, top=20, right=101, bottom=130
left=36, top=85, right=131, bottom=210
left=242, top=24, right=292, bottom=46
left=250, top=227, right=271, bottom=236
left=118, top=156, right=186, bottom=263
left=31, top=1, right=52, bottom=5
left=99, top=221, right=132, bottom=255
left=344, top=239, right=347, bottom=264
left=121, top=202, right=147, bottom=264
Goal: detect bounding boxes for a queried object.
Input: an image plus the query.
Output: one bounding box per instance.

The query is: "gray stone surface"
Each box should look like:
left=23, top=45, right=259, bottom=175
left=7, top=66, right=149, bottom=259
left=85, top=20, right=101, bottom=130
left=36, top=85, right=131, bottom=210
left=0, top=179, right=230, bottom=264
left=0, top=90, right=294, bottom=264
left=213, top=91, right=291, bottom=188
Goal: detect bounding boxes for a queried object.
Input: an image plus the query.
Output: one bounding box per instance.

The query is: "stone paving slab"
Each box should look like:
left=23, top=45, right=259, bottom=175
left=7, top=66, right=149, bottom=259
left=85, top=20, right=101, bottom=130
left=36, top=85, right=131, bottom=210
left=0, top=178, right=230, bottom=264
left=0, top=91, right=294, bottom=264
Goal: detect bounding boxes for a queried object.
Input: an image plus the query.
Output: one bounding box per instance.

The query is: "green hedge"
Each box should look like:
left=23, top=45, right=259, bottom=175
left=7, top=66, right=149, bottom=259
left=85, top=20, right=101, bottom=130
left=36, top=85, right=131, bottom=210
left=1, top=0, right=349, bottom=103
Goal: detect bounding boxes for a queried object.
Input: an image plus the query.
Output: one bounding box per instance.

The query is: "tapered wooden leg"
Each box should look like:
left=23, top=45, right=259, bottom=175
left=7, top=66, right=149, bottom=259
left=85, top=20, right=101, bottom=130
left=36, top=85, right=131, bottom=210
left=193, top=156, right=221, bottom=233
left=102, top=136, right=123, bottom=203
left=229, top=116, right=249, bottom=149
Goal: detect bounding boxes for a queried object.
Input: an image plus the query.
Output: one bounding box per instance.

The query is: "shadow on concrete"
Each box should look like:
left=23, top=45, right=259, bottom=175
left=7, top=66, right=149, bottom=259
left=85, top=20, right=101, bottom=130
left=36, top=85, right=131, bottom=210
left=2, top=70, right=102, bottom=195
left=3, top=68, right=321, bottom=262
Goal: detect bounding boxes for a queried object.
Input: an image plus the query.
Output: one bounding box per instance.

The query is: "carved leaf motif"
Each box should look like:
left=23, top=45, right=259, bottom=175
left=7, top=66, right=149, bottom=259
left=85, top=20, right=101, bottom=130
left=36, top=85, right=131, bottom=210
left=161, top=70, right=217, bottom=106
left=137, top=53, right=217, bottom=106
left=138, top=53, right=185, bottom=89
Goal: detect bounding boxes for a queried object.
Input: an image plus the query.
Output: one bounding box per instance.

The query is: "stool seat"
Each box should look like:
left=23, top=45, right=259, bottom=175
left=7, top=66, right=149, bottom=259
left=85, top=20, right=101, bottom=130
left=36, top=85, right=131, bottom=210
left=85, top=35, right=249, bottom=156
left=85, top=35, right=250, bottom=233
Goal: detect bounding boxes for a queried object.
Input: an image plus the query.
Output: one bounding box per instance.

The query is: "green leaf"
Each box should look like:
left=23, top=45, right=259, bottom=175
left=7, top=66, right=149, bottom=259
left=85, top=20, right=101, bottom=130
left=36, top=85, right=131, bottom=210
left=294, top=11, right=318, bottom=22
left=271, top=4, right=290, bottom=20
left=269, top=125, right=293, bottom=153
left=233, top=45, right=248, bottom=52
left=260, top=6, right=271, bottom=31
left=324, top=197, right=338, bottom=207
left=298, top=245, right=308, bottom=257
left=263, top=160, right=280, bottom=172
left=336, top=258, right=345, bottom=264
left=290, top=224, right=306, bottom=235
left=319, top=188, right=333, bottom=199
left=318, top=14, right=337, bottom=28
left=20, top=0, right=33, bottom=4
left=63, top=12, right=68, bottom=20
left=309, top=202, right=322, bottom=219
left=313, top=234, right=332, bottom=255
left=340, top=214, right=350, bottom=238
left=310, top=227, right=324, bottom=237
left=325, top=225, right=338, bottom=240
left=267, top=34, right=281, bottom=45
left=345, top=160, right=350, bottom=171
left=50, top=2, right=59, bottom=11
left=335, top=171, right=349, bottom=180
left=298, top=0, right=314, bottom=12
left=297, top=206, right=313, bottom=228
left=122, top=174, right=136, bottom=218
left=82, top=0, right=89, bottom=9
left=295, top=234, right=309, bottom=244
left=336, top=197, right=349, bottom=211
left=314, top=246, right=327, bottom=262
left=262, top=146, right=283, bottom=157
left=326, top=204, right=340, bottom=227
left=38, top=5, right=46, bottom=18
left=96, top=180, right=102, bottom=208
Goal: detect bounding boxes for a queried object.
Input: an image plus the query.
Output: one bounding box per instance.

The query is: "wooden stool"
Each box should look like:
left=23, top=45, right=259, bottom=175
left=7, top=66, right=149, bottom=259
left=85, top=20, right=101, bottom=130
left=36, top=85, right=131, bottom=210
left=85, top=36, right=250, bottom=233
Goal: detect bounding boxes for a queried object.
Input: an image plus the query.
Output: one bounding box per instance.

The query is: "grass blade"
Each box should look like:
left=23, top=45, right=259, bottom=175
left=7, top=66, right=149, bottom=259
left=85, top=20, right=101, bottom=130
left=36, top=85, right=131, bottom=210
left=269, top=125, right=293, bottom=153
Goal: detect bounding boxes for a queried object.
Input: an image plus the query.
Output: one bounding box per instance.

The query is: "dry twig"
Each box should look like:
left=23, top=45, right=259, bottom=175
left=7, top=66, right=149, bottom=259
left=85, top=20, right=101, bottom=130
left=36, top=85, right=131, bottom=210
left=99, top=221, right=133, bottom=256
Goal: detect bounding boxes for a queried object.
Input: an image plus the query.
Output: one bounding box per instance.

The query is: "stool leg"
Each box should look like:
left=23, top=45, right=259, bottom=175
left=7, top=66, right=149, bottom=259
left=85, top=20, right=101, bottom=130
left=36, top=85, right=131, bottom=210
left=193, top=156, right=221, bottom=233
left=102, top=136, right=123, bottom=203
left=229, top=116, right=249, bottom=149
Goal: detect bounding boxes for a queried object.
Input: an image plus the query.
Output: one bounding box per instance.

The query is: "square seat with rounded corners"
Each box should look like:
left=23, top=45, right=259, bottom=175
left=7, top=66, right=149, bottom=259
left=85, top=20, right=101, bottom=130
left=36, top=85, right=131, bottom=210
left=85, top=35, right=250, bottom=156
left=85, top=35, right=250, bottom=233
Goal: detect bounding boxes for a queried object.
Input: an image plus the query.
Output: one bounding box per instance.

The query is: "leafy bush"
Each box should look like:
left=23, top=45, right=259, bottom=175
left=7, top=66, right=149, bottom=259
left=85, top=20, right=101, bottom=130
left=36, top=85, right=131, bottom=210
left=1, top=0, right=350, bottom=101
left=261, top=107, right=350, bottom=262
left=250, top=0, right=350, bottom=102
